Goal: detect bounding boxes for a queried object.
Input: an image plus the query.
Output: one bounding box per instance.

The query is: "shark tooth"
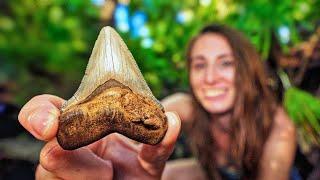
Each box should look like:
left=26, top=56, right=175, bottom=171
left=57, top=26, right=168, bottom=150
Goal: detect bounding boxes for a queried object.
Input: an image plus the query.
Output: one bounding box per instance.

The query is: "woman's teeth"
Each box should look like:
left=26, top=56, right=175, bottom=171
left=205, top=89, right=225, bottom=97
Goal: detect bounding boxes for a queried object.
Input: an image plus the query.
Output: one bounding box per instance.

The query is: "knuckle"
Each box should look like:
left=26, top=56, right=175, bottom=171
left=103, top=137, right=123, bottom=159
left=104, top=142, right=116, bottom=157
left=39, top=143, right=61, bottom=172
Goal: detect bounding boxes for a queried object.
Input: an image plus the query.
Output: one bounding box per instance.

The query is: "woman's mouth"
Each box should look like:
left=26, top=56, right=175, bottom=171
left=204, top=88, right=227, bottom=99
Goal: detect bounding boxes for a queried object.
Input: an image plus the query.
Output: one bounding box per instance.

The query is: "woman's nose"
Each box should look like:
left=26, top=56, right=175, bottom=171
left=204, top=65, right=219, bottom=84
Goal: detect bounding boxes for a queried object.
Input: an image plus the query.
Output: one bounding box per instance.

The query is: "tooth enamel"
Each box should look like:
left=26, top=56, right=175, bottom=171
left=205, top=89, right=225, bottom=97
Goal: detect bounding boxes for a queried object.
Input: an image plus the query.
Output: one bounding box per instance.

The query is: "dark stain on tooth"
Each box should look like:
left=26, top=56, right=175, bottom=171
left=57, top=79, right=167, bottom=150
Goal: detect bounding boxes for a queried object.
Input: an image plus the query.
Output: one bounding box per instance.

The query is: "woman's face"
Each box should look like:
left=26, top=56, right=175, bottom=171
left=190, top=33, right=236, bottom=114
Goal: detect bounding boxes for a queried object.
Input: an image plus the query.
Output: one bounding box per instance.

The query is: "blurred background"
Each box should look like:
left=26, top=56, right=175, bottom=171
left=0, top=0, right=319, bottom=179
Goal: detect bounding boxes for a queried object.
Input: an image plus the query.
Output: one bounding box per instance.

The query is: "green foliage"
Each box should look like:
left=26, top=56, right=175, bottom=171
left=284, top=87, right=320, bottom=147
left=0, top=0, right=100, bottom=103
left=225, top=0, right=319, bottom=58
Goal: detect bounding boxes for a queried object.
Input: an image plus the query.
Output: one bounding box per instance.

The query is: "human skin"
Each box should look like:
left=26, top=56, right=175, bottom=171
left=18, top=94, right=181, bottom=180
left=161, top=33, right=296, bottom=179
left=189, top=33, right=236, bottom=115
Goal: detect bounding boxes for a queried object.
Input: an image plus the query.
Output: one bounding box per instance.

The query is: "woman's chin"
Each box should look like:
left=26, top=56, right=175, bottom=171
left=203, top=103, right=232, bottom=115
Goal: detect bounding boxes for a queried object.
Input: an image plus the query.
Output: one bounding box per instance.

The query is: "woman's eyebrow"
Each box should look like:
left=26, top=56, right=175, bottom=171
left=216, top=53, right=234, bottom=60
left=190, top=55, right=206, bottom=61
left=190, top=53, right=234, bottom=62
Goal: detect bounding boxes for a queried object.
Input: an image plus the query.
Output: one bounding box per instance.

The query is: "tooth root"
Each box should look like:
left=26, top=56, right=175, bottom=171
left=57, top=107, right=115, bottom=150
left=58, top=80, right=167, bottom=150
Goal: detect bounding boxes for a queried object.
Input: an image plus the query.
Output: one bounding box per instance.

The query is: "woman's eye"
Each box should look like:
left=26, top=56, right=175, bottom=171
left=221, top=60, right=235, bottom=67
left=193, top=63, right=206, bottom=69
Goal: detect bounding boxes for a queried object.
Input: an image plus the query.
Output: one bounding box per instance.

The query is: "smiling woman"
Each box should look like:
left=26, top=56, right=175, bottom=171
left=162, top=24, right=297, bottom=180
left=189, top=33, right=236, bottom=114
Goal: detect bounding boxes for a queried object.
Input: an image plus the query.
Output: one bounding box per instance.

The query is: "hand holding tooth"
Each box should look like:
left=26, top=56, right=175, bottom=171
left=18, top=95, right=180, bottom=179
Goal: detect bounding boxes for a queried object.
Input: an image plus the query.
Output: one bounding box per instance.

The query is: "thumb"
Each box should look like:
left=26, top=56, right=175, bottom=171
left=138, top=112, right=181, bottom=176
left=18, top=94, right=65, bottom=141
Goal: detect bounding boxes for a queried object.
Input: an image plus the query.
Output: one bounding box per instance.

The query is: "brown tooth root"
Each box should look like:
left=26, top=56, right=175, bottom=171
left=57, top=108, right=115, bottom=150
left=57, top=80, right=168, bottom=150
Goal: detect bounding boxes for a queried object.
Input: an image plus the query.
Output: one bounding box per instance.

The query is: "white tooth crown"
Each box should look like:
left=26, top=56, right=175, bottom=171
left=61, top=26, right=161, bottom=111
left=205, top=89, right=225, bottom=97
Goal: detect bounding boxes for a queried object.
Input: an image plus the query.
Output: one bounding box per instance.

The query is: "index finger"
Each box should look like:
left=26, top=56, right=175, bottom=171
left=18, top=94, right=65, bottom=141
left=138, top=112, right=181, bottom=176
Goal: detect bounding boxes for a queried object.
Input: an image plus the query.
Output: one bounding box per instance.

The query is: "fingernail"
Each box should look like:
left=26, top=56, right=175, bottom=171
left=29, top=108, right=58, bottom=136
left=166, top=112, right=178, bottom=126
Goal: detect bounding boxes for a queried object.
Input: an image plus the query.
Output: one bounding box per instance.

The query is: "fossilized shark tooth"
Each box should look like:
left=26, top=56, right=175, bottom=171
left=57, top=26, right=168, bottom=150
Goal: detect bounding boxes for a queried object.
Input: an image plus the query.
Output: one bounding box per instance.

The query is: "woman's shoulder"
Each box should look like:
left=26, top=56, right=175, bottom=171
left=162, top=158, right=207, bottom=180
left=258, top=107, right=297, bottom=179
left=273, top=107, right=296, bottom=135
left=161, top=93, right=195, bottom=124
